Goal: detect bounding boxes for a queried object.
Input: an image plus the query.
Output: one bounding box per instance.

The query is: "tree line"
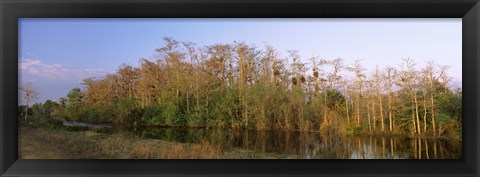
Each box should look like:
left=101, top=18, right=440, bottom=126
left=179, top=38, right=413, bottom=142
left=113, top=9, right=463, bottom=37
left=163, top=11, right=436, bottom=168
left=19, top=37, right=462, bottom=138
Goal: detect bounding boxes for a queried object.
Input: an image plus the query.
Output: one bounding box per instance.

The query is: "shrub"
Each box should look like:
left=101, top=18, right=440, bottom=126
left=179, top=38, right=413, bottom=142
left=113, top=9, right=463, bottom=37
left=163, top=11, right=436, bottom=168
left=143, top=106, right=164, bottom=126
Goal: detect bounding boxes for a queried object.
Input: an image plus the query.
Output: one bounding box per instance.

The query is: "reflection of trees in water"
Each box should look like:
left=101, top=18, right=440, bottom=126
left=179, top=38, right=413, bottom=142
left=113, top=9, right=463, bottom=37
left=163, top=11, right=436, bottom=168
left=349, top=136, right=460, bottom=159
left=315, top=133, right=351, bottom=159
left=129, top=127, right=460, bottom=159
left=219, top=130, right=352, bottom=159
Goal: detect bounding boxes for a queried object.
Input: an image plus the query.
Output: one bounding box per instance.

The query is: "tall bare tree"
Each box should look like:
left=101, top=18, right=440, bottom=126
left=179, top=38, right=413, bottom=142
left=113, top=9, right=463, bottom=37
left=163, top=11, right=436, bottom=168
left=383, top=66, right=397, bottom=132
left=374, top=65, right=385, bottom=132
left=399, top=58, right=421, bottom=135
left=425, top=61, right=436, bottom=135
left=20, top=82, right=39, bottom=123
left=348, top=60, right=366, bottom=127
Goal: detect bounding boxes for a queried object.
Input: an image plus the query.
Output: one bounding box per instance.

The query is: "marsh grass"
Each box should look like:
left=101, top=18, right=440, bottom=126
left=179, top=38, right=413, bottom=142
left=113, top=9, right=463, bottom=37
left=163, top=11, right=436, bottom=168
left=19, top=126, right=222, bottom=159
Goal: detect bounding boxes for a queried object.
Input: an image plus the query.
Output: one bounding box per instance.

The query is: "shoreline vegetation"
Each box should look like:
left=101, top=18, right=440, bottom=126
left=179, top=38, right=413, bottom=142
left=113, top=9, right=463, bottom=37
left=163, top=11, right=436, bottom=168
left=55, top=121, right=461, bottom=141
left=18, top=37, right=462, bottom=158
left=19, top=126, right=295, bottom=159
left=19, top=125, right=460, bottom=159
left=19, top=38, right=461, bottom=138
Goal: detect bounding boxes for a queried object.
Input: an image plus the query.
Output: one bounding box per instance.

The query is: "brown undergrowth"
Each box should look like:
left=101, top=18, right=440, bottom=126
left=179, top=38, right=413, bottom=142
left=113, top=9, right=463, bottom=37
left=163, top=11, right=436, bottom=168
left=19, top=126, right=221, bottom=159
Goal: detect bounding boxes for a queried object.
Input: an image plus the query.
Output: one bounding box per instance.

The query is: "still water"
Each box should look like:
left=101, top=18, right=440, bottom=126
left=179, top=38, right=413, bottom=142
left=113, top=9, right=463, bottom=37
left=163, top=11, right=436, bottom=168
left=126, top=127, right=460, bottom=159
left=65, top=121, right=461, bottom=159
left=63, top=121, right=112, bottom=128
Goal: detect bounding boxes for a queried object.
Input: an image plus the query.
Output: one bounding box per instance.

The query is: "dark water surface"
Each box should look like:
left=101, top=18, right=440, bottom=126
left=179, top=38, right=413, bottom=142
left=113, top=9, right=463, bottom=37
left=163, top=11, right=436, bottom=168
left=124, top=127, right=461, bottom=159
left=65, top=121, right=461, bottom=159
left=63, top=121, right=112, bottom=128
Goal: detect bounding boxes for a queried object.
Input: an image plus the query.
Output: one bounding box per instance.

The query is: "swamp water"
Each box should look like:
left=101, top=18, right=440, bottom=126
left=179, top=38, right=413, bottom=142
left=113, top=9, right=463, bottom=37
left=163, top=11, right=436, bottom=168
left=65, top=121, right=461, bottom=159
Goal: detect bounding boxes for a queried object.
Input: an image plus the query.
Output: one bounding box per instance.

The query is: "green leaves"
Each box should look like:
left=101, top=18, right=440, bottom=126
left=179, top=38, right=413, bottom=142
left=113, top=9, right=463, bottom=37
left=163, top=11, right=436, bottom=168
left=43, top=37, right=461, bottom=139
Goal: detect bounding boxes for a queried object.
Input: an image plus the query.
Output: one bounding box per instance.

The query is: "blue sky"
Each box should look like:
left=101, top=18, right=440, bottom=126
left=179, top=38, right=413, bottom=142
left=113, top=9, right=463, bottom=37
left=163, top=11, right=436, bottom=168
left=19, top=18, right=462, bottom=104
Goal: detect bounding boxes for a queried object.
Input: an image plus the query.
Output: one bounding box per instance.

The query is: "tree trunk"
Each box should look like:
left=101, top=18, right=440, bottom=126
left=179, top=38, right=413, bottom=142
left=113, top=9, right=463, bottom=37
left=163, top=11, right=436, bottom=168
left=379, top=93, right=385, bottom=132
left=411, top=109, right=416, bottom=135
left=324, top=91, right=328, bottom=125
left=423, top=92, right=428, bottom=134
left=25, top=99, right=29, bottom=123
left=345, top=92, right=350, bottom=126
left=356, top=91, right=361, bottom=126
left=375, top=66, right=385, bottom=132
left=414, top=92, right=421, bottom=135
left=431, top=93, right=436, bottom=136
left=372, top=95, right=376, bottom=131
left=176, top=69, right=180, bottom=102
left=430, top=80, right=436, bottom=136
left=367, top=99, right=371, bottom=131
left=388, top=93, right=393, bottom=132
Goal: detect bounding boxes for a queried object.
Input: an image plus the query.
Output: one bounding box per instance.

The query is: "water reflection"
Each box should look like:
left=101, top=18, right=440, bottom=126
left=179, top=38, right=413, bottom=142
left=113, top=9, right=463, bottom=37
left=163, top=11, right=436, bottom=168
left=63, top=121, right=112, bottom=128
left=117, top=127, right=461, bottom=159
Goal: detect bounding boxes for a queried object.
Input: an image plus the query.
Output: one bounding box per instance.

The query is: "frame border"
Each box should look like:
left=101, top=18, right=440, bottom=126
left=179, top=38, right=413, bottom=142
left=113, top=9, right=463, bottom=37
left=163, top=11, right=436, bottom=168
left=1, top=0, right=479, bottom=176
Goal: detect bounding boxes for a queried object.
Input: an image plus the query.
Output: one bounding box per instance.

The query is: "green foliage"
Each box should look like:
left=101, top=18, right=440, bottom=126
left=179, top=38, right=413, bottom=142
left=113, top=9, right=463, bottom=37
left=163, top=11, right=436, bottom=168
left=129, top=108, right=145, bottom=126
left=305, top=98, right=324, bottom=126
left=67, top=88, right=83, bottom=103
left=115, top=97, right=140, bottom=124
left=436, top=89, right=462, bottom=121
left=143, top=106, right=164, bottom=126
left=42, top=100, right=55, bottom=117
left=324, top=89, right=345, bottom=110
left=436, top=112, right=453, bottom=123
left=18, top=105, right=27, bottom=123
left=42, top=38, right=462, bottom=139
left=65, top=88, right=85, bottom=122
left=20, top=100, right=64, bottom=126
left=210, top=88, right=240, bottom=128
left=160, top=92, right=180, bottom=126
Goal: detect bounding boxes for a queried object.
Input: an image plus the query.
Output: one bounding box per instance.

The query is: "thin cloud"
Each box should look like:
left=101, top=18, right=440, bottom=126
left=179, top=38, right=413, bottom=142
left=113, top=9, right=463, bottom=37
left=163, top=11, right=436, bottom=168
left=19, top=58, right=107, bottom=80
left=26, top=52, right=35, bottom=56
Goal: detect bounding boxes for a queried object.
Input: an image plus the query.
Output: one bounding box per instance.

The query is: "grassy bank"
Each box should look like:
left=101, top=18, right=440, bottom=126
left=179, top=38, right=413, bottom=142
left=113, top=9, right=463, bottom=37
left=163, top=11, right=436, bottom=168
left=18, top=126, right=291, bottom=159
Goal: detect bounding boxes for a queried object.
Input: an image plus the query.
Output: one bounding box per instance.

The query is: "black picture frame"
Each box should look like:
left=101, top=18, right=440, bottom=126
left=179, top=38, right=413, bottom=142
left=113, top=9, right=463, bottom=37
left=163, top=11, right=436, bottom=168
left=1, top=0, right=479, bottom=176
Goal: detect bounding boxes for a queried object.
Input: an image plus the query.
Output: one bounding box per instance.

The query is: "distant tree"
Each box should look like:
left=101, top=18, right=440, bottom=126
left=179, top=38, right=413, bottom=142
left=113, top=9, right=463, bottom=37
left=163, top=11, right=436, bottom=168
left=156, top=37, right=185, bottom=102
left=329, top=58, right=344, bottom=89
left=373, top=65, right=385, bottom=132
left=59, top=38, right=461, bottom=138
left=398, top=58, right=421, bottom=135
left=66, top=88, right=84, bottom=123
left=348, top=60, right=366, bottom=127
left=19, top=82, right=39, bottom=123
left=383, top=66, right=397, bottom=132
left=43, top=100, right=56, bottom=118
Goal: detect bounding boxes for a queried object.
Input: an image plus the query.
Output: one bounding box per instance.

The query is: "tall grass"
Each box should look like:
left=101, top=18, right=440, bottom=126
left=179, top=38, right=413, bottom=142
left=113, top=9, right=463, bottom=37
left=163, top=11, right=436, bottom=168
left=19, top=127, right=221, bottom=159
